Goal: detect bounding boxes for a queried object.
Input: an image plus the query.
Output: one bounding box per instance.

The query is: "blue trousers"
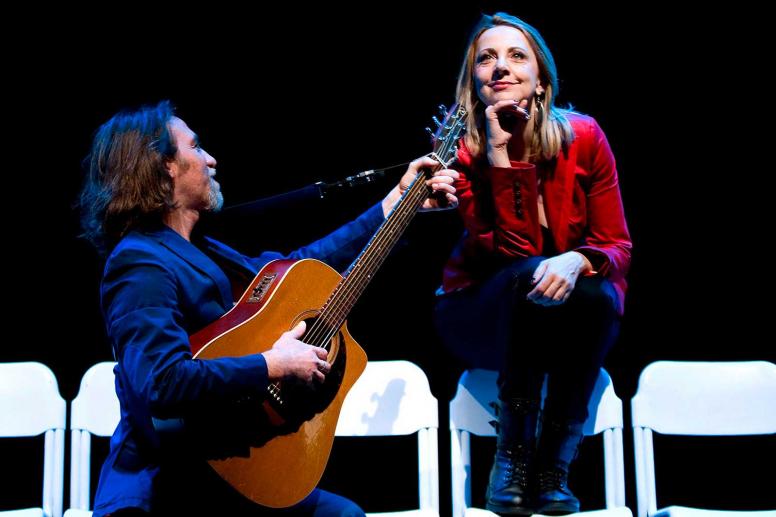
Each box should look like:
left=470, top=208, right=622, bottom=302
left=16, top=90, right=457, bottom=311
left=111, top=459, right=364, bottom=516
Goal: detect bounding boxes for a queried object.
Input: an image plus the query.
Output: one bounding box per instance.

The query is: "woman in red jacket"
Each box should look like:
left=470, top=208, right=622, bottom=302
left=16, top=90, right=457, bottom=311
left=434, top=12, right=631, bottom=515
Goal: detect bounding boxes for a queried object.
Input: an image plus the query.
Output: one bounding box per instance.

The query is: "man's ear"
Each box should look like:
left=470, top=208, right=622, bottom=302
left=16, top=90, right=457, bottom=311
left=165, top=159, right=178, bottom=179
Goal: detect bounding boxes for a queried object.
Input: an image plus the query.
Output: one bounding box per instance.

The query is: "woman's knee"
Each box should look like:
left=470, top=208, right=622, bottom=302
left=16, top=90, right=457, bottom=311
left=571, top=277, right=619, bottom=316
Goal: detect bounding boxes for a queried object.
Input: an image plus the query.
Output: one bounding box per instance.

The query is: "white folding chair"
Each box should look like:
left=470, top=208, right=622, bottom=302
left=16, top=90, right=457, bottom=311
left=64, top=362, right=120, bottom=517
left=336, top=360, right=440, bottom=517
left=0, top=362, right=66, bottom=517
left=632, top=361, right=776, bottom=517
left=449, top=368, right=631, bottom=517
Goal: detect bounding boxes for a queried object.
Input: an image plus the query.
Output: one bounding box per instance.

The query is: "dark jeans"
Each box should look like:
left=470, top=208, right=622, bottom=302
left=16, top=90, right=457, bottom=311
left=434, top=256, right=620, bottom=423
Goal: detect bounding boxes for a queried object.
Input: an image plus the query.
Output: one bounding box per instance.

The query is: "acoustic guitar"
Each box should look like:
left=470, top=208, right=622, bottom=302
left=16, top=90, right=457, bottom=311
left=190, top=104, right=467, bottom=508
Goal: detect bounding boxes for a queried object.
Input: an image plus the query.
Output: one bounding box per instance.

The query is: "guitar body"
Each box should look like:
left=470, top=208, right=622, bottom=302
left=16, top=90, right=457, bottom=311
left=186, top=103, right=467, bottom=508
left=190, top=258, right=367, bottom=508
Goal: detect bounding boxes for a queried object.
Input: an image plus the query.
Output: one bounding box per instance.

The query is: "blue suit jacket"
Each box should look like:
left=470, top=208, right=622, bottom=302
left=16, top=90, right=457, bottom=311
left=93, top=204, right=384, bottom=516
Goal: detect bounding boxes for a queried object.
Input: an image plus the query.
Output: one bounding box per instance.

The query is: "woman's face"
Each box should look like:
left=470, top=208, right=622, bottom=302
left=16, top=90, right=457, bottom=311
left=473, top=25, right=544, bottom=107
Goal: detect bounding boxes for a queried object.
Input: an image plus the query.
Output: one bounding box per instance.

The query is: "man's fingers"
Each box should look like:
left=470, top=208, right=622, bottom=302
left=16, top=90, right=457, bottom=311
left=289, top=320, right=306, bottom=338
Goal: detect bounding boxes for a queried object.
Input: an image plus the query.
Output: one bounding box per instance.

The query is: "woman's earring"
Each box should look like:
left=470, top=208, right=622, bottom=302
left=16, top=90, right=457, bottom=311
left=534, top=94, right=545, bottom=127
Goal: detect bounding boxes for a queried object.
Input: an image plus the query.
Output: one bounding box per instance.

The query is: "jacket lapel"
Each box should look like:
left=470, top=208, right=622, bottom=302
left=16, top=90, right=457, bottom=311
left=148, top=226, right=234, bottom=310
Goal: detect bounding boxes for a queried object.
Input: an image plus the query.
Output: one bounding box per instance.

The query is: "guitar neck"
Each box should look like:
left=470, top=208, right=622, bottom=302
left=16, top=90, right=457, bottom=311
left=319, top=166, right=437, bottom=330
left=311, top=104, right=467, bottom=338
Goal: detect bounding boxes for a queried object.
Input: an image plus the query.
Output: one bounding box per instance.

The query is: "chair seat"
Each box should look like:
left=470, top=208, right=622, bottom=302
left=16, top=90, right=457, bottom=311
left=63, top=510, right=93, bottom=517
left=549, top=508, right=634, bottom=517
left=451, top=369, right=628, bottom=517
left=463, top=507, right=634, bottom=517
left=368, top=510, right=439, bottom=517
left=0, top=362, right=66, bottom=517
left=464, top=509, right=498, bottom=517
left=68, top=362, right=120, bottom=516
left=339, top=361, right=440, bottom=515
left=654, top=507, right=776, bottom=517
left=0, top=508, right=45, bottom=517
left=632, top=362, right=776, bottom=517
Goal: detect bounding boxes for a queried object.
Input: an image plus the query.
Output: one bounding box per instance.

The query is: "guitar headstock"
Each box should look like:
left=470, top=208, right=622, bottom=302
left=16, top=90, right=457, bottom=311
left=426, top=104, right=468, bottom=167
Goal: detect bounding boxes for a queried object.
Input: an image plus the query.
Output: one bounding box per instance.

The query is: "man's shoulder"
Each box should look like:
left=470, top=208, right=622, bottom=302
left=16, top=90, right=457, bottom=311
left=106, top=230, right=171, bottom=270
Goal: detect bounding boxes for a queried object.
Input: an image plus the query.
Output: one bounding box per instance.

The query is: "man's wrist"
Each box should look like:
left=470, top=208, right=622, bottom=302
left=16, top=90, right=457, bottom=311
left=262, top=350, right=284, bottom=380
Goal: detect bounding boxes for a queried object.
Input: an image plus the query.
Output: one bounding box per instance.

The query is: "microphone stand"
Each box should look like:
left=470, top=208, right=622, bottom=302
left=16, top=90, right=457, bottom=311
left=215, top=168, right=394, bottom=220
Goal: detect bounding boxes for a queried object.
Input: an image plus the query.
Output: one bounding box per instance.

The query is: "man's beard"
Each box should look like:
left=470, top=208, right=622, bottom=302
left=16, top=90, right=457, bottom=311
left=208, top=177, right=224, bottom=212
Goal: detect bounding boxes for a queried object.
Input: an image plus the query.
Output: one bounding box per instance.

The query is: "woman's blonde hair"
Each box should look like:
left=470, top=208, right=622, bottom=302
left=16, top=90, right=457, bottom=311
left=455, top=12, right=575, bottom=162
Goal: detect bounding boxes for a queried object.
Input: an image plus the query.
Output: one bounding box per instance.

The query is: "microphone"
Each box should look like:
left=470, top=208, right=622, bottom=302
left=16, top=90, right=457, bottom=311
left=217, top=164, right=407, bottom=220
left=319, top=168, right=386, bottom=194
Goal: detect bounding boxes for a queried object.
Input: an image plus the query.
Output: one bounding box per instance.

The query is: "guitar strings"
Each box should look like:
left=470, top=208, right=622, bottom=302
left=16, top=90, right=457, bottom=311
left=264, top=170, right=433, bottom=398
left=308, top=132, right=458, bottom=345
left=309, top=112, right=464, bottom=347
left=267, top=109, right=465, bottom=399
left=307, top=112, right=464, bottom=347
left=263, top=178, right=432, bottom=400
left=309, top=179, right=429, bottom=346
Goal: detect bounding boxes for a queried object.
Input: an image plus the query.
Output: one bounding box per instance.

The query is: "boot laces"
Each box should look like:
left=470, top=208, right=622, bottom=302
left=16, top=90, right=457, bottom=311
left=538, top=468, right=568, bottom=491
left=501, top=448, right=531, bottom=489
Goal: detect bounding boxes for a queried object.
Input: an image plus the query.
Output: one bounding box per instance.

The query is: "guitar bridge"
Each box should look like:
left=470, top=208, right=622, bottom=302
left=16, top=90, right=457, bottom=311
left=267, top=382, right=284, bottom=405
left=249, top=273, right=277, bottom=303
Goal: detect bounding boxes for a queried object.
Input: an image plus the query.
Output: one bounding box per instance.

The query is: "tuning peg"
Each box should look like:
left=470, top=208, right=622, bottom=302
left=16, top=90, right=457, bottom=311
left=432, top=116, right=443, bottom=128
left=439, top=104, right=447, bottom=114
left=425, top=127, right=434, bottom=137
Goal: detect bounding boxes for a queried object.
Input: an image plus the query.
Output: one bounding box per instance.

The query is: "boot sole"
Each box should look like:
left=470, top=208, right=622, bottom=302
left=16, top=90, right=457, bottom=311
left=485, top=502, right=535, bottom=515
left=535, top=502, right=580, bottom=515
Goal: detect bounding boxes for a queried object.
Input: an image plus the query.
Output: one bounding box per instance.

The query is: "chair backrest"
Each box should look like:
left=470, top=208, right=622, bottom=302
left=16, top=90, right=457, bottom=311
left=336, top=360, right=439, bottom=516
left=449, top=368, right=626, bottom=517
left=631, top=360, right=776, bottom=517
left=0, top=361, right=66, bottom=517
left=68, top=362, right=120, bottom=512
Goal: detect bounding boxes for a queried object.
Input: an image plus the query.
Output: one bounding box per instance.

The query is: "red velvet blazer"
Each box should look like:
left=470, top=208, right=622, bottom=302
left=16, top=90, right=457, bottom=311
left=441, top=113, right=632, bottom=313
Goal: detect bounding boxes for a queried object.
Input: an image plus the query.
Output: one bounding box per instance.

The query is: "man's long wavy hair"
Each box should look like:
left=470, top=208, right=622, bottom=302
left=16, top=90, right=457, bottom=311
left=455, top=12, right=575, bottom=162
left=79, top=100, right=177, bottom=255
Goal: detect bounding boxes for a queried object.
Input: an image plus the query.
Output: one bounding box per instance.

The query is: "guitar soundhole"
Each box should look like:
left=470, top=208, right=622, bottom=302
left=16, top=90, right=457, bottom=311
left=267, top=317, right=347, bottom=428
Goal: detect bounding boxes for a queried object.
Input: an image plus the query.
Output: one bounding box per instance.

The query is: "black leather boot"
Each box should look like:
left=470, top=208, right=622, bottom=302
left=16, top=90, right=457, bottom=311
left=485, top=398, right=540, bottom=515
left=535, top=419, right=585, bottom=515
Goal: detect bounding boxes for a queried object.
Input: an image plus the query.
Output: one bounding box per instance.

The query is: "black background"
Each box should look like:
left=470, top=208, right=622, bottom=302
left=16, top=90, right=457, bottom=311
left=2, top=3, right=773, bottom=515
